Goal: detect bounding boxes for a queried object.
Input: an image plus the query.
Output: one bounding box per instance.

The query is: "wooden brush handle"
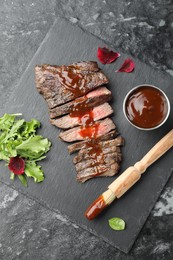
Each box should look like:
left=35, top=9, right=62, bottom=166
left=134, top=129, right=173, bottom=173
left=109, top=129, right=173, bottom=198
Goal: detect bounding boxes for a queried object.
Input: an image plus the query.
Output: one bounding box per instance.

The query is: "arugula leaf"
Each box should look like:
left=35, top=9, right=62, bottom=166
left=108, top=218, right=126, bottom=231
left=0, top=145, right=9, bottom=162
left=0, top=113, right=21, bottom=131
left=16, top=136, right=51, bottom=159
left=0, top=132, right=7, bottom=143
left=25, top=161, right=44, bottom=182
left=6, top=139, right=21, bottom=157
left=19, top=119, right=40, bottom=138
left=4, top=119, right=25, bottom=140
left=18, top=174, right=27, bottom=187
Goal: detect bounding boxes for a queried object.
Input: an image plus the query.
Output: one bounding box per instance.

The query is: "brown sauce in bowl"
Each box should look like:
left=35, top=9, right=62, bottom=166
left=125, top=86, right=168, bottom=129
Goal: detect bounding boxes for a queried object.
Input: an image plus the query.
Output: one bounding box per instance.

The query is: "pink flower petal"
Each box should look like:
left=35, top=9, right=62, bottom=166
left=116, top=58, right=135, bottom=73
left=97, top=47, right=120, bottom=64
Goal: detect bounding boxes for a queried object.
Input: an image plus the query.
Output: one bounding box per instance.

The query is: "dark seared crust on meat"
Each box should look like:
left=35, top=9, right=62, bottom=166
left=49, top=86, right=112, bottom=118
left=75, top=152, right=122, bottom=172
left=73, top=148, right=121, bottom=164
left=35, top=62, right=109, bottom=108
left=47, top=72, right=109, bottom=108
left=66, top=61, right=100, bottom=72
left=68, top=134, right=123, bottom=154
left=76, top=162, right=120, bottom=183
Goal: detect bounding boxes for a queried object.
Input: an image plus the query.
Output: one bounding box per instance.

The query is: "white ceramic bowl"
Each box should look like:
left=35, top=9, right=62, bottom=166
left=123, top=84, right=170, bottom=130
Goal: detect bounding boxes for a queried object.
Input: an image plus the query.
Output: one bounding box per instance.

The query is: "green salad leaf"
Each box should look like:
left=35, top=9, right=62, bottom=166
left=0, top=113, right=20, bottom=131
left=19, top=119, right=40, bottom=138
left=18, top=174, right=27, bottom=187
left=25, top=161, right=44, bottom=182
left=108, top=217, right=126, bottom=231
left=0, top=113, right=51, bottom=186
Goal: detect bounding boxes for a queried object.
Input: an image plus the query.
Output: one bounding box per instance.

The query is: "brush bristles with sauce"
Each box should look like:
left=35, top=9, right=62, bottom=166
left=85, top=190, right=116, bottom=220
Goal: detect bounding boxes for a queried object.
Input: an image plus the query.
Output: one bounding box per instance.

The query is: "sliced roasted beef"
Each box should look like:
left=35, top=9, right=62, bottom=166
left=75, top=152, right=122, bottom=172
left=99, top=137, right=124, bottom=147
left=49, top=86, right=112, bottom=118
left=59, top=118, right=116, bottom=142
left=35, top=62, right=109, bottom=108
left=73, top=148, right=121, bottom=164
left=65, top=61, right=100, bottom=72
left=68, top=134, right=123, bottom=154
left=75, top=142, right=121, bottom=158
left=50, top=103, right=113, bottom=129
left=35, top=61, right=124, bottom=183
left=77, top=163, right=120, bottom=183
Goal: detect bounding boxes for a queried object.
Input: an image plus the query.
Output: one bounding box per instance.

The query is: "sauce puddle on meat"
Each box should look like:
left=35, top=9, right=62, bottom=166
left=70, top=104, right=105, bottom=177
left=57, top=67, right=86, bottom=97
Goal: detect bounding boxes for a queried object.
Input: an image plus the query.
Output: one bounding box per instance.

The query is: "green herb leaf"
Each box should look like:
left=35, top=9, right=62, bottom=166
left=25, top=161, right=44, bottom=182
left=19, top=119, right=40, bottom=138
left=0, top=113, right=21, bottom=131
left=108, top=218, right=125, bottom=231
left=18, top=174, right=27, bottom=187
left=3, top=119, right=25, bottom=142
left=16, top=136, right=51, bottom=159
left=6, top=139, right=21, bottom=157
left=0, top=150, right=10, bottom=162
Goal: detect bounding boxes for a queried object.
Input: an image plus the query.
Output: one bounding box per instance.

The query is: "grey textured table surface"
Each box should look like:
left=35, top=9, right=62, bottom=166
left=0, top=1, right=173, bottom=259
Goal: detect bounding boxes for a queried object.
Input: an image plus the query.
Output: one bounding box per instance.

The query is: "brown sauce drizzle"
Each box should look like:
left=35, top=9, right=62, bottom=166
left=70, top=100, right=104, bottom=176
left=57, top=67, right=86, bottom=97
left=79, top=122, right=100, bottom=139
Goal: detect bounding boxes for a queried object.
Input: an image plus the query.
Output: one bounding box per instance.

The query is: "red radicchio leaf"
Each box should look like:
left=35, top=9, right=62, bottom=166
left=8, top=156, right=25, bottom=175
left=116, top=58, right=135, bottom=73
left=97, top=47, right=120, bottom=64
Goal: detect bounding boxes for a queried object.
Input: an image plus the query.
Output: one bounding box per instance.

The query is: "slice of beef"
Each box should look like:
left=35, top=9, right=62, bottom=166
left=35, top=62, right=100, bottom=95
left=77, top=163, right=120, bottom=183
left=50, top=102, right=113, bottom=129
left=96, top=129, right=119, bottom=141
left=59, top=118, right=116, bottom=142
left=68, top=134, right=123, bottom=154
left=65, top=61, right=100, bottom=72
left=73, top=148, right=121, bottom=164
left=75, top=142, right=121, bottom=159
left=36, top=61, right=100, bottom=76
left=46, top=72, right=108, bottom=109
left=67, top=130, right=119, bottom=154
left=35, top=62, right=109, bottom=108
left=49, top=86, right=112, bottom=118
left=75, top=152, right=122, bottom=172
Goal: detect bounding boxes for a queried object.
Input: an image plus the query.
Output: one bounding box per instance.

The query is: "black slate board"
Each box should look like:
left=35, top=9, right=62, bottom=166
left=1, top=18, right=173, bottom=253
